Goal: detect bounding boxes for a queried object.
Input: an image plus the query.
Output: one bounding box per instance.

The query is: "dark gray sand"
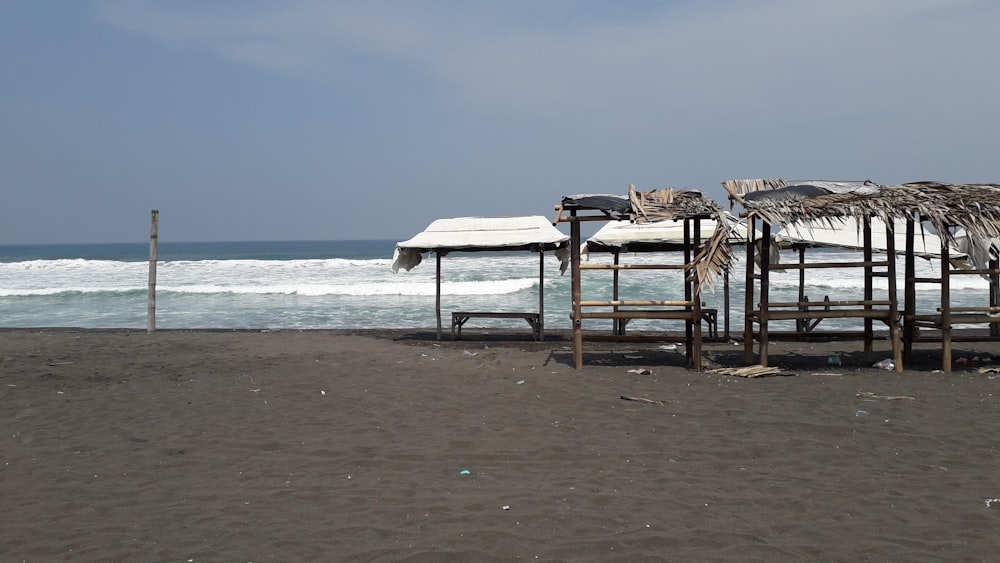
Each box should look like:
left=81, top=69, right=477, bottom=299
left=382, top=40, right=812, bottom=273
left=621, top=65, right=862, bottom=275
left=2, top=329, right=999, bottom=561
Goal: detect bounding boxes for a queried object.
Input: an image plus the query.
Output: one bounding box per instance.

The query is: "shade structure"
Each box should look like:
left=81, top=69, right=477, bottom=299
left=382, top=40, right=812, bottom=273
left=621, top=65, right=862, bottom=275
left=581, top=213, right=750, bottom=341
left=723, top=179, right=905, bottom=371
left=554, top=185, right=736, bottom=370
left=392, top=216, right=570, bottom=340
left=724, top=178, right=1000, bottom=372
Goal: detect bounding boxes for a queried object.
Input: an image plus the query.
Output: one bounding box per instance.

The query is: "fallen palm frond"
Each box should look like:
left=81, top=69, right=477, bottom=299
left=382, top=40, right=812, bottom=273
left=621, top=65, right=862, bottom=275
left=707, top=365, right=787, bottom=378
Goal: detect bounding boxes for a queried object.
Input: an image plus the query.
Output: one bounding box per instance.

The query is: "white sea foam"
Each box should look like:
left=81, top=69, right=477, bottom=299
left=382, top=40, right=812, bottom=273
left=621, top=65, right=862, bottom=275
left=1, top=245, right=996, bottom=330
left=155, top=278, right=538, bottom=297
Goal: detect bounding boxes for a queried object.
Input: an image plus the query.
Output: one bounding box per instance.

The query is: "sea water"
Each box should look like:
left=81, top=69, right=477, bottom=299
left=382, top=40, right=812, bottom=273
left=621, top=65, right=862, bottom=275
left=0, top=240, right=991, bottom=332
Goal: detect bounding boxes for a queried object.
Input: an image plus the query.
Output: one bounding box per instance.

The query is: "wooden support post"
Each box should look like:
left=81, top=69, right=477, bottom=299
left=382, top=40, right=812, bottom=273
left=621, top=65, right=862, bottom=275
left=613, top=250, right=622, bottom=335
left=941, top=233, right=952, bottom=372
left=692, top=218, right=703, bottom=371
left=796, top=246, right=806, bottom=332
left=723, top=268, right=730, bottom=341
left=903, top=217, right=916, bottom=363
left=759, top=220, right=772, bottom=366
left=538, top=248, right=545, bottom=341
left=147, top=209, right=158, bottom=333
left=884, top=218, right=903, bottom=371
left=862, top=216, right=874, bottom=363
left=570, top=212, right=583, bottom=369
left=683, top=219, right=693, bottom=366
left=991, top=256, right=1000, bottom=338
left=435, top=252, right=442, bottom=340
left=743, top=215, right=757, bottom=363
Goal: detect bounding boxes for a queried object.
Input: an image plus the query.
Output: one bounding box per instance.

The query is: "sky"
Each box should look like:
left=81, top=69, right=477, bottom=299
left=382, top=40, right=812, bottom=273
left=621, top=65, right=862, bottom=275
left=2, top=0, right=998, bottom=244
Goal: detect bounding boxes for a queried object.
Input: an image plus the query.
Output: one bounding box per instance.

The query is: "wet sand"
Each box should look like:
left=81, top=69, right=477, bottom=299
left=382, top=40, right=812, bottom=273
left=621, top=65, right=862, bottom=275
left=2, top=328, right=999, bottom=561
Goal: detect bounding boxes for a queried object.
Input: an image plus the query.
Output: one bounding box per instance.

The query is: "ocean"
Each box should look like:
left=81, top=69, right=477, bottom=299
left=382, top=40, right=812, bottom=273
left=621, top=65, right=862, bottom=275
left=0, top=240, right=990, bottom=333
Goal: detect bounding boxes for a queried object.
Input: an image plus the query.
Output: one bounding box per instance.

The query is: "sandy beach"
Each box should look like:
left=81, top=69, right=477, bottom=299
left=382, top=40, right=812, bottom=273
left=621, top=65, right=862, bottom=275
left=2, top=328, right=999, bottom=562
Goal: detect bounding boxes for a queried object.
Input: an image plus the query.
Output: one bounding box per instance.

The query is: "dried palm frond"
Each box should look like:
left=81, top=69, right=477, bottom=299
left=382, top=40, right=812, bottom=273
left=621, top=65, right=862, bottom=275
left=625, top=184, right=735, bottom=288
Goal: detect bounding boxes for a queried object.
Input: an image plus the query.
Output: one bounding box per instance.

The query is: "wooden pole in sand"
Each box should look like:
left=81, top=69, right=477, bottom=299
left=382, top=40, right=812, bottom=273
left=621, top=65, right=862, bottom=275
left=862, top=216, right=874, bottom=363
left=435, top=251, right=442, bottom=340
left=903, top=216, right=916, bottom=363
left=884, top=218, right=903, bottom=372
left=758, top=220, right=772, bottom=367
left=147, top=209, right=159, bottom=332
left=570, top=210, right=583, bottom=369
left=743, top=215, right=756, bottom=364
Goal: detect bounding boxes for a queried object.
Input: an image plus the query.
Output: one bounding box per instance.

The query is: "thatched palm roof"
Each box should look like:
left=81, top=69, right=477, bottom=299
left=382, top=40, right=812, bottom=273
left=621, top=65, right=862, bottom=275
left=722, top=179, right=1000, bottom=249
left=561, top=185, right=736, bottom=287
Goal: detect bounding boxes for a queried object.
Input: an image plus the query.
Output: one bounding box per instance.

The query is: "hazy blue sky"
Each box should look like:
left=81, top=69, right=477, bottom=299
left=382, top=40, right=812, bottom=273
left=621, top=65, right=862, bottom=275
left=2, top=1, right=998, bottom=244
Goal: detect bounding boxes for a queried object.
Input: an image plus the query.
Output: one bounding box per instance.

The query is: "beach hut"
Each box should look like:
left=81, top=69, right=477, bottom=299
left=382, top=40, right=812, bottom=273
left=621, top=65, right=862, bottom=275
left=553, top=185, right=735, bottom=370
left=581, top=213, right=750, bottom=340
left=392, top=215, right=570, bottom=341
left=890, top=182, right=1000, bottom=371
left=723, top=179, right=905, bottom=370
left=724, top=178, right=1000, bottom=372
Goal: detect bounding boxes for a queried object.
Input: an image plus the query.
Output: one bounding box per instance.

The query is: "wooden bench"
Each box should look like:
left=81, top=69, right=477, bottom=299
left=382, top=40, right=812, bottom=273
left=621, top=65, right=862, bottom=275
left=587, top=308, right=718, bottom=339
left=908, top=307, right=1000, bottom=329
left=451, top=312, right=541, bottom=341
left=752, top=298, right=896, bottom=331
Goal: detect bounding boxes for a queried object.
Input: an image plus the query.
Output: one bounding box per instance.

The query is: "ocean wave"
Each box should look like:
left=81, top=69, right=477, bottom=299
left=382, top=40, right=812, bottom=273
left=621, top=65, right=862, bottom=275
left=156, top=278, right=539, bottom=297
left=0, top=287, right=146, bottom=297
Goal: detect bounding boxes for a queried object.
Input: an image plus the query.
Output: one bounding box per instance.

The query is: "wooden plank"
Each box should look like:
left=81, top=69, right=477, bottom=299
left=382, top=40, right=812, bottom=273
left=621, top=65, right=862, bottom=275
left=757, top=310, right=895, bottom=321
left=580, top=264, right=688, bottom=271
left=581, top=311, right=698, bottom=320
left=765, top=300, right=891, bottom=308
left=452, top=312, right=541, bottom=319
left=769, top=261, right=890, bottom=270
left=580, top=299, right=694, bottom=307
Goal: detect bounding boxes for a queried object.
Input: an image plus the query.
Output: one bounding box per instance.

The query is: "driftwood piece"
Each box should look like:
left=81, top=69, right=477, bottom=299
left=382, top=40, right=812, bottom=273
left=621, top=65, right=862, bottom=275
left=856, top=391, right=916, bottom=401
left=707, top=365, right=787, bottom=378
left=620, top=395, right=664, bottom=406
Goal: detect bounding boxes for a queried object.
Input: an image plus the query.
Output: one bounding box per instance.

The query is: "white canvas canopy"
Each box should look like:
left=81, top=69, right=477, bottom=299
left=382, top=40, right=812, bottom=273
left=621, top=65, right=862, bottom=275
left=581, top=213, right=749, bottom=258
left=392, top=216, right=570, bottom=272
left=774, top=217, right=958, bottom=259
left=953, top=228, right=1000, bottom=273
left=392, top=216, right=570, bottom=339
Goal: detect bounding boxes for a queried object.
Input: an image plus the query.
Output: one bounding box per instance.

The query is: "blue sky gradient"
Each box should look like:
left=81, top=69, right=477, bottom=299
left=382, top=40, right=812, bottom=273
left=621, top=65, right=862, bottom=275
left=2, top=0, right=998, bottom=243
